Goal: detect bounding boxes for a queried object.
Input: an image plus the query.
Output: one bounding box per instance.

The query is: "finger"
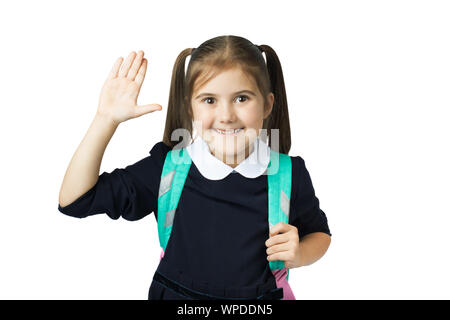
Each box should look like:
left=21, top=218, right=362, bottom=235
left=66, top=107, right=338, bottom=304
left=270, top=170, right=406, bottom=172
left=267, top=251, right=293, bottom=262
left=269, top=222, right=290, bottom=237
left=107, top=57, right=123, bottom=81
left=127, top=50, right=144, bottom=81
left=266, top=242, right=290, bottom=256
left=135, top=58, right=147, bottom=86
left=133, top=104, right=163, bottom=118
left=118, top=51, right=136, bottom=78
left=265, top=233, right=289, bottom=247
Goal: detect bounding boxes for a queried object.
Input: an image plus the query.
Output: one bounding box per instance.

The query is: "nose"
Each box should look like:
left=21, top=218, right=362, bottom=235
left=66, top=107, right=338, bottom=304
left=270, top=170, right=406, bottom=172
left=217, top=101, right=237, bottom=124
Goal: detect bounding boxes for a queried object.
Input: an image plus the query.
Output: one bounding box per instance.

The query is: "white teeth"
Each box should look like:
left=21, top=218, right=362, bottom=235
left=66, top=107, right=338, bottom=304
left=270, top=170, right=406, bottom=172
left=215, top=128, right=242, bottom=134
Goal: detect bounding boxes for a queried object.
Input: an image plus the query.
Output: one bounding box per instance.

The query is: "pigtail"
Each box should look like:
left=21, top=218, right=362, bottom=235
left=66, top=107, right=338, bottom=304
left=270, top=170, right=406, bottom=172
left=259, top=45, right=291, bottom=155
left=162, top=48, right=195, bottom=149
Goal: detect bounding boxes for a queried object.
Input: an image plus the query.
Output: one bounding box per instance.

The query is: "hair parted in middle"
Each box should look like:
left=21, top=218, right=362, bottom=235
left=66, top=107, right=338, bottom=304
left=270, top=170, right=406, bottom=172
left=162, top=34, right=291, bottom=154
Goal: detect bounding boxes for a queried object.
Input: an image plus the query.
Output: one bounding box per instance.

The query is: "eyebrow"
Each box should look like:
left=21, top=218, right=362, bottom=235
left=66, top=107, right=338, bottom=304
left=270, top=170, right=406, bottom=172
left=194, top=90, right=257, bottom=100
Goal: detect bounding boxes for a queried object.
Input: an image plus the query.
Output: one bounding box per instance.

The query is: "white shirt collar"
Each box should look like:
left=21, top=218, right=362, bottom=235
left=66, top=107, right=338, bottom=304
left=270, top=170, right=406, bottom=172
left=186, top=135, right=271, bottom=180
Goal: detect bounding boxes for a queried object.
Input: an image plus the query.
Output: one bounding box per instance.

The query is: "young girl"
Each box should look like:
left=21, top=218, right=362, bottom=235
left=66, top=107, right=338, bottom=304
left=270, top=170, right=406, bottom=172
left=58, top=35, right=332, bottom=300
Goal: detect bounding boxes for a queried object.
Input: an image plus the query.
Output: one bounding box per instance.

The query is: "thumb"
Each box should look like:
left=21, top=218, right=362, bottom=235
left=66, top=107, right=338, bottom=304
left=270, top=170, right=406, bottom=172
left=134, top=104, right=163, bottom=117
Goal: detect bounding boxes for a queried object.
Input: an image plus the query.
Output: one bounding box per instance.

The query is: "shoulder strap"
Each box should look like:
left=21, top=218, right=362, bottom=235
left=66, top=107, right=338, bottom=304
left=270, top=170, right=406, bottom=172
left=267, top=149, right=292, bottom=280
left=157, top=147, right=192, bottom=252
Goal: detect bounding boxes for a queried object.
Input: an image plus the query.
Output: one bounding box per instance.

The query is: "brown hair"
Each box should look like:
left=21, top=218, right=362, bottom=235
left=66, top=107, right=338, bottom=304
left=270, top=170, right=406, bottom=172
left=162, top=35, right=291, bottom=154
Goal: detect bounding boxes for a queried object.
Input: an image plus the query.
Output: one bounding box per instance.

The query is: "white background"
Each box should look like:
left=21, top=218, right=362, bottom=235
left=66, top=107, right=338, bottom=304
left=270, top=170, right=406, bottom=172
left=1, top=0, right=449, bottom=299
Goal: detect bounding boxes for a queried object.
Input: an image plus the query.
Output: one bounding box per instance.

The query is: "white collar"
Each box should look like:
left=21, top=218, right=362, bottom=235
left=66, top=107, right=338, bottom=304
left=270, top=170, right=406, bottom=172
left=186, top=135, right=271, bottom=180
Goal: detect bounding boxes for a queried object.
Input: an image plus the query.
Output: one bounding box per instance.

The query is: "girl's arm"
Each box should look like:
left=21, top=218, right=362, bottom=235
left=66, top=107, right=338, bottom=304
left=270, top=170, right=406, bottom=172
left=58, top=114, right=118, bottom=207
left=297, top=232, right=331, bottom=268
left=58, top=50, right=162, bottom=208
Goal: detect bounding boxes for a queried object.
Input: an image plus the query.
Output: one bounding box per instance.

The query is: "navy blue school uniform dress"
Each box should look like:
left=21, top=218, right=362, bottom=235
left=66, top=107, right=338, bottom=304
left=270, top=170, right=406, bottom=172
left=58, top=136, right=332, bottom=300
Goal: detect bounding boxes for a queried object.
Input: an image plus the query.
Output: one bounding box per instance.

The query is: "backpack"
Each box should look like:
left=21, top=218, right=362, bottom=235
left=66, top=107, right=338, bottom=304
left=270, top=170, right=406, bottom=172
left=156, top=145, right=296, bottom=300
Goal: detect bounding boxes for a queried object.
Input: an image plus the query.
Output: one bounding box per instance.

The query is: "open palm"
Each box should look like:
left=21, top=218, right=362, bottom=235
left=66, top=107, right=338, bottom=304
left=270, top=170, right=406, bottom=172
left=97, top=50, right=162, bottom=125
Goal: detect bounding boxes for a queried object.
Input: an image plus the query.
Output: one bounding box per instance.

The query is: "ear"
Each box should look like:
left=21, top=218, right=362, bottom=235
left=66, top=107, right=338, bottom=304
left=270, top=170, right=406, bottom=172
left=264, top=92, right=274, bottom=119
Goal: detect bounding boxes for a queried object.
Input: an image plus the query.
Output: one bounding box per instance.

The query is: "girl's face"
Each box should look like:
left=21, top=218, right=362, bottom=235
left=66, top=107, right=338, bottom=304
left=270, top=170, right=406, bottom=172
left=191, top=67, right=274, bottom=168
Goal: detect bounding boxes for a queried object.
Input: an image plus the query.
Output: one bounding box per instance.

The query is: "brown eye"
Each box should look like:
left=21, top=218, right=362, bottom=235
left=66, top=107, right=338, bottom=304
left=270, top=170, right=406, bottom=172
left=236, top=95, right=249, bottom=103
left=202, top=97, right=215, bottom=104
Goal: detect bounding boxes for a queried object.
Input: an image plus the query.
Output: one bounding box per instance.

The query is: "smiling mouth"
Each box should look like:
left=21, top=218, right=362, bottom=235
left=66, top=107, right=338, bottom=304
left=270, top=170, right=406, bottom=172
left=214, top=128, right=244, bottom=135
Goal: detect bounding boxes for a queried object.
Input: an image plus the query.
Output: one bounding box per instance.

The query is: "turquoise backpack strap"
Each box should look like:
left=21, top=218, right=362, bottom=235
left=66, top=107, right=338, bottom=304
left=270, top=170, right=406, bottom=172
left=267, top=149, right=292, bottom=280
left=157, top=147, right=192, bottom=252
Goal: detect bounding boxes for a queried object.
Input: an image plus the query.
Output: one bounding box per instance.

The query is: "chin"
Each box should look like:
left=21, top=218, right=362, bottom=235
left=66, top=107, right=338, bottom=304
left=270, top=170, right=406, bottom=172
left=213, top=141, right=248, bottom=159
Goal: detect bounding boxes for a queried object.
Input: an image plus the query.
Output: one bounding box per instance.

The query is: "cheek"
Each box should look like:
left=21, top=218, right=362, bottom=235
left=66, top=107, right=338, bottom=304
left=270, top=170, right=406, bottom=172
left=240, top=103, right=265, bottom=125
left=192, top=109, right=213, bottom=129
left=202, top=119, right=214, bottom=130
left=193, top=118, right=214, bottom=140
left=240, top=113, right=263, bottom=128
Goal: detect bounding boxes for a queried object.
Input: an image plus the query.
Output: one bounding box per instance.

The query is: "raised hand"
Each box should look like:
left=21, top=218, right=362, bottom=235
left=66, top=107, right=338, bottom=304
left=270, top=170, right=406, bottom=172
left=97, top=50, right=162, bottom=125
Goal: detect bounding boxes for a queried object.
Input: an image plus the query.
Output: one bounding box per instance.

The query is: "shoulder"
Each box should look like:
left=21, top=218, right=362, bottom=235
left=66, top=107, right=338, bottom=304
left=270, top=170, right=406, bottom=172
left=149, top=141, right=172, bottom=156
left=122, top=141, right=172, bottom=178
left=287, top=155, right=309, bottom=203
left=288, top=154, right=305, bottom=166
left=149, top=141, right=173, bottom=164
left=288, top=155, right=307, bottom=179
